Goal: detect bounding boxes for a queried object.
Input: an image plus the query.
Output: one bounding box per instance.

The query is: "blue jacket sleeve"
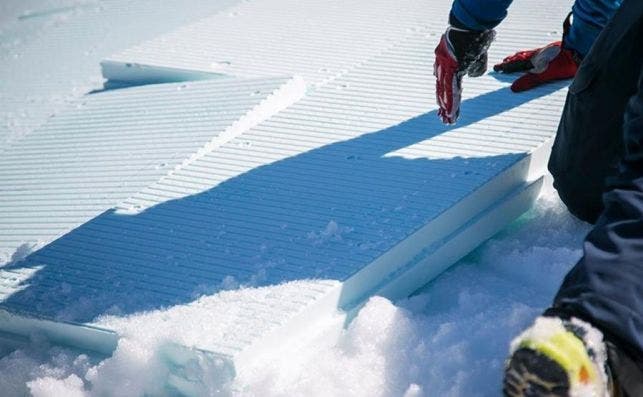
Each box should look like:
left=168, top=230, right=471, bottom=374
left=553, top=65, right=643, bottom=360
left=566, top=0, right=623, bottom=56
left=449, top=0, right=514, bottom=31
left=449, top=0, right=622, bottom=57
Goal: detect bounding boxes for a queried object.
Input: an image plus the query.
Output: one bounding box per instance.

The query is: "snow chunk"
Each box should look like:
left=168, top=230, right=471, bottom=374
left=307, top=220, right=354, bottom=246
left=28, top=374, right=86, bottom=397
left=0, top=242, right=37, bottom=267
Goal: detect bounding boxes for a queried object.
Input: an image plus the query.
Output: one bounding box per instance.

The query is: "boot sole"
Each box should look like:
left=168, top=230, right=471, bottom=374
left=503, top=347, right=571, bottom=397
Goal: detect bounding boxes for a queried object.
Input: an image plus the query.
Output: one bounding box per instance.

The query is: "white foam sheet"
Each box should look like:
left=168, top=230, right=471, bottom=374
left=1, top=0, right=573, bottom=387
left=102, top=0, right=570, bottom=87
left=101, top=0, right=439, bottom=85
left=0, top=76, right=304, bottom=264
left=0, top=0, right=240, bottom=149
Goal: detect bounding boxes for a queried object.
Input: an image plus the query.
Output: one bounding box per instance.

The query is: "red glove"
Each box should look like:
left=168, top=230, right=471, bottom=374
left=434, top=27, right=495, bottom=124
left=434, top=35, right=461, bottom=125
left=493, top=41, right=580, bottom=92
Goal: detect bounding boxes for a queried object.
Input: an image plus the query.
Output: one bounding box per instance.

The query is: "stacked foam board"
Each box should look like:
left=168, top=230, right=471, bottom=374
left=0, top=76, right=304, bottom=264
left=0, top=0, right=572, bottom=389
left=0, top=0, right=240, bottom=148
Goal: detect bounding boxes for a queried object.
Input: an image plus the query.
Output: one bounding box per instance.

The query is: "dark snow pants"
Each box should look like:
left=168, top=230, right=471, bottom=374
left=546, top=0, right=643, bottom=391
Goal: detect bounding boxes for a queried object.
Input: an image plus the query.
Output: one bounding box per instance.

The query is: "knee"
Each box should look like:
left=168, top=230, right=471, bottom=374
left=551, top=171, right=604, bottom=224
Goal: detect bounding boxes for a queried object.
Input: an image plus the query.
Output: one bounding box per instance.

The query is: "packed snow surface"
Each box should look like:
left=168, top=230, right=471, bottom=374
left=0, top=0, right=589, bottom=395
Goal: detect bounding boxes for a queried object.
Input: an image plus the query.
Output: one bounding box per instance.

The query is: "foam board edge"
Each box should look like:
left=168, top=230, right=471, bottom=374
left=101, top=60, right=229, bottom=85
left=0, top=309, right=118, bottom=355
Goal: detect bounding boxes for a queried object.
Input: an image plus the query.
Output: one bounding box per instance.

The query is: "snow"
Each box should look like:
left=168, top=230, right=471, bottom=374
left=307, top=221, right=355, bottom=246
left=28, top=375, right=86, bottom=397
left=0, top=189, right=590, bottom=396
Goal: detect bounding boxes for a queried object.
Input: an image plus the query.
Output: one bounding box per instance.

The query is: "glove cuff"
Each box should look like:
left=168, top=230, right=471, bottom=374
left=446, top=27, right=495, bottom=73
left=561, top=12, right=584, bottom=63
left=448, top=11, right=477, bottom=31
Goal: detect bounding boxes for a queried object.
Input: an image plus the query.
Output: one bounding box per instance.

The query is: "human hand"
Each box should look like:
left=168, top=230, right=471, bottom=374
left=434, top=27, right=495, bottom=124
left=494, top=41, right=580, bottom=92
